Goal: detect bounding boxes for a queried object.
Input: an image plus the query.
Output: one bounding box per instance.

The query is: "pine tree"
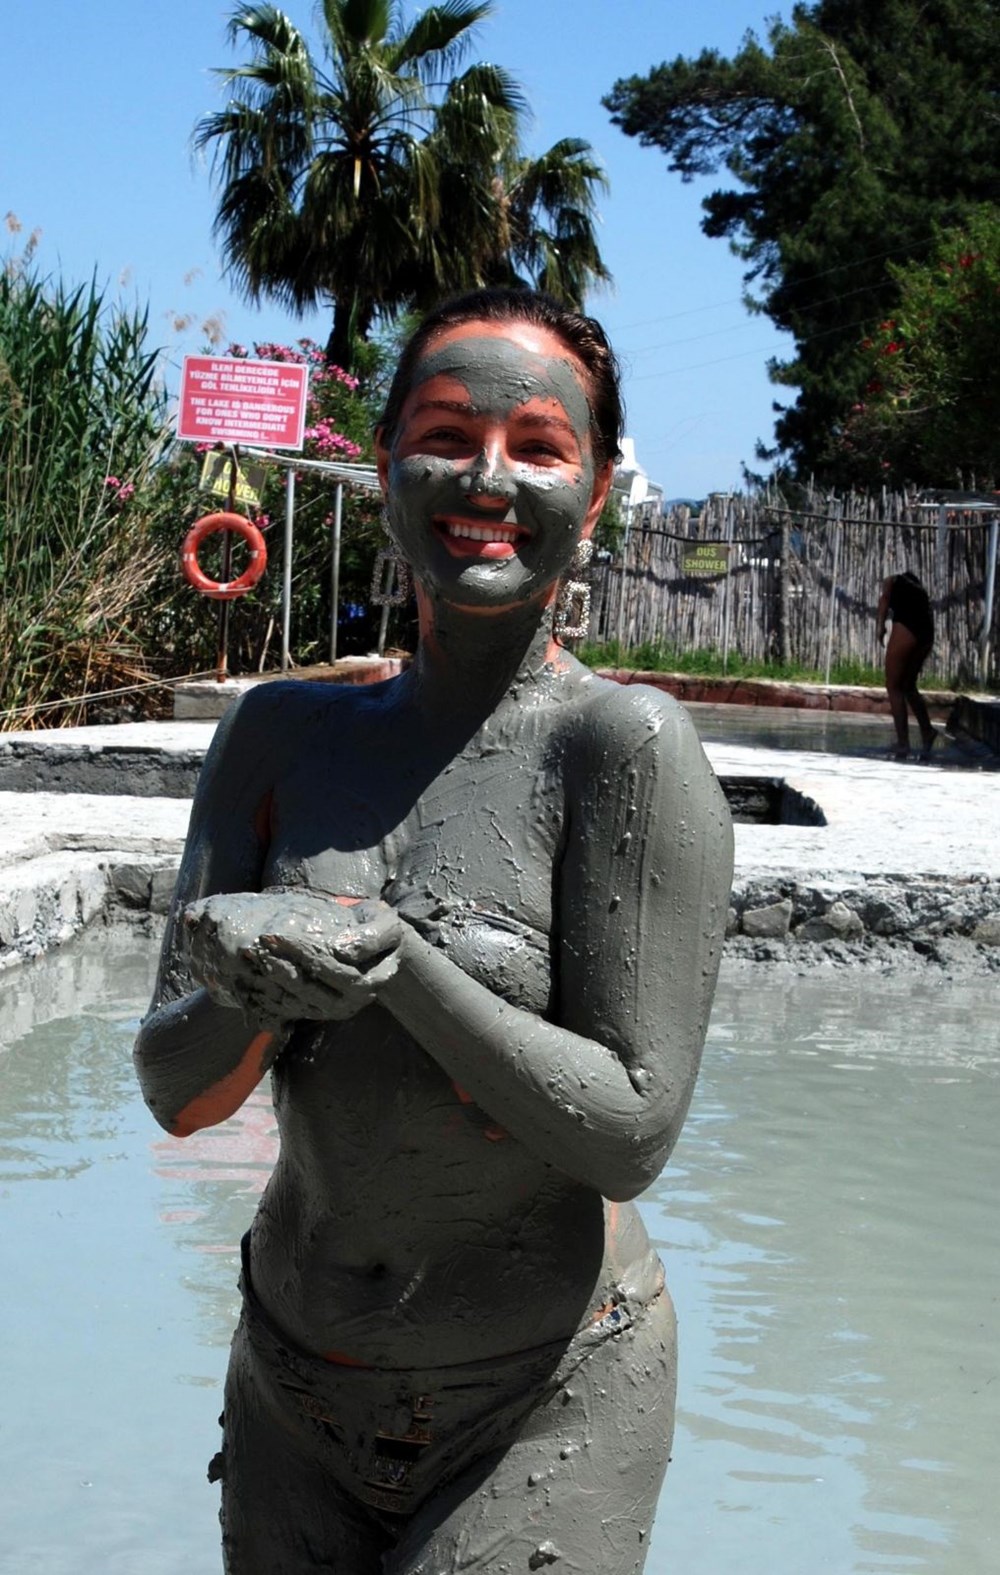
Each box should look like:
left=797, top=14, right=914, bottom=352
left=604, top=0, right=999, bottom=481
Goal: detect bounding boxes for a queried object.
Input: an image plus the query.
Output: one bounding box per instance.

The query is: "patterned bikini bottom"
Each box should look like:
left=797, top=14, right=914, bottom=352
left=231, top=1232, right=648, bottom=1522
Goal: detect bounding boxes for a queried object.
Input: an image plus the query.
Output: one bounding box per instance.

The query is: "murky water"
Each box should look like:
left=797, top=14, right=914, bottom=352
left=687, top=702, right=994, bottom=771
left=1, top=932, right=997, bottom=1573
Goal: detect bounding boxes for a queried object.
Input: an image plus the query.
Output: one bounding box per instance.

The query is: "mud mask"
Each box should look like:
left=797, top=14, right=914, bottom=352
left=384, top=335, right=598, bottom=609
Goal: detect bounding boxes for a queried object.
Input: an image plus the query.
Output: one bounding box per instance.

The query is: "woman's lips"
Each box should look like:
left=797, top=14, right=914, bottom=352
left=434, top=517, right=529, bottom=560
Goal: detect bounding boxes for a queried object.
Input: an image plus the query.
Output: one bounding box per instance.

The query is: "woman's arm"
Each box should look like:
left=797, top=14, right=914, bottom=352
left=133, top=691, right=281, bottom=1136
left=377, top=689, right=734, bottom=1200
left=876, top=576, right=893, bottom=643
left=135, top=686, right=405, bottom=1136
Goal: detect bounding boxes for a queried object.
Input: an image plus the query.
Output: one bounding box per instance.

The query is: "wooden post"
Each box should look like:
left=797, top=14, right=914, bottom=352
left=721, top=499, right=735, bottom=674
left=980, top=516, right=998, bottom=684
left=824, top=505, right=842, bottom=686
left=779, top=515, right=791, bottom=666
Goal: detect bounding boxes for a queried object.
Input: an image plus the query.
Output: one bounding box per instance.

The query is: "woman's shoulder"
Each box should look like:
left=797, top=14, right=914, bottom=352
left=569, top=669, right=701, bottom=764
left=222, top=674, right=395, bottom=737
left=201, top=676, right=396, bottom=789
left=559, top=672, right=715, bottom=819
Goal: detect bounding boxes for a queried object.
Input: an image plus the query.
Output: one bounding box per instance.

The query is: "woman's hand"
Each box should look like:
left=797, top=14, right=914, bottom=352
left=184, top=889, right=404, bottom=1027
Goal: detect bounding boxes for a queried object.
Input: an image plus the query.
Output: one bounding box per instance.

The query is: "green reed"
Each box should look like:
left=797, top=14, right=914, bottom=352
left=0, top=256, right=175, bottom=726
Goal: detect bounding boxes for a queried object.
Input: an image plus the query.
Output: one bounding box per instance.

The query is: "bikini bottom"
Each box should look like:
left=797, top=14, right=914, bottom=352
left=227, top=1231, right=647, bottom=1525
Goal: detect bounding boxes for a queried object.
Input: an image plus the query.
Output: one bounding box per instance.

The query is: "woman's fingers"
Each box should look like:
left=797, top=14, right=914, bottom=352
left=181, top=890, right=402, bottom=1020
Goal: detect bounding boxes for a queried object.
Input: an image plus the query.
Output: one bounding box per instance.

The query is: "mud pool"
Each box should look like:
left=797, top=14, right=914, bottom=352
left=1, top=931, right=997, bottom=1574
left=688, top=702, right=991, bottom=770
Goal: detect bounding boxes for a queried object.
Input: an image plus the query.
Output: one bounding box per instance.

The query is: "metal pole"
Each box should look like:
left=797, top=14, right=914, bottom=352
left=377, top=561, right=393, bottom=656
left=281, top=466, right=295, bottom=672
left=329, top=482, right=343, bottom=665
left=824, top=507, right=842, bottom=686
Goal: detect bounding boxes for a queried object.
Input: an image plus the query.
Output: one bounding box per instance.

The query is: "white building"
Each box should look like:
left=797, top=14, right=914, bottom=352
left=611, top=437, right=663, bottom=519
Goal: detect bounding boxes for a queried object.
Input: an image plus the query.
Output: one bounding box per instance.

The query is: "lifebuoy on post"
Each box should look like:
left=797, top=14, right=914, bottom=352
left=180, top=512, right=268, bottom=601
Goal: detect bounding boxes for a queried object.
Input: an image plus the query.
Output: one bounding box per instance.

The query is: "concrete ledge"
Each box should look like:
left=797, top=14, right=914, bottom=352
left=596, top=668, right=959, bottom=716
left=5, top=846, right=1000, bottom=977
left=949, top=695, right=1000, bottom=755
left=173, top=657, right=404, bottom=719
left=728, top=872, right=1000, bottom=949
left=0, top=849, right=178, bottom=970
left=0, top=738, right=207, bottom=798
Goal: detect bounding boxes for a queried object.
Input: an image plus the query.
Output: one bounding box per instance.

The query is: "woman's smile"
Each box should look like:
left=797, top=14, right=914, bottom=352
left=376, top=323, right=610, bottom=608
left=434, top=513, right=530, bottom=559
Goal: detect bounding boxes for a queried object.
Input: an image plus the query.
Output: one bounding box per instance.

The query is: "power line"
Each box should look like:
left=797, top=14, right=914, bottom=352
left=627, top=308, right=892, bottom=383
left=609, top=230, right=939, bottom=337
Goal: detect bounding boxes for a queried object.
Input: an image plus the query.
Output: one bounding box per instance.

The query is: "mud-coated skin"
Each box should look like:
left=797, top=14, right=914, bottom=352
left=221, top=1270, right=678, bottom=1574
left=134, top=320, right=734, bottom=1570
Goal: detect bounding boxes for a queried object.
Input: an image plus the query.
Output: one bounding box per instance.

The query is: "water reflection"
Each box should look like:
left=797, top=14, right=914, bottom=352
left=641, top=971, right=1000, bottom=1574
left=151, top=1088, right=277, bottom=1349
left=1, top=938, right=997, bottom=1573
left=687, top=702, right=994, bottom=771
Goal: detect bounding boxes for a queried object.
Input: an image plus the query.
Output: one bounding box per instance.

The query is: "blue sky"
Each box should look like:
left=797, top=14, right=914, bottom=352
left=4, top=1, right=793, bottom=498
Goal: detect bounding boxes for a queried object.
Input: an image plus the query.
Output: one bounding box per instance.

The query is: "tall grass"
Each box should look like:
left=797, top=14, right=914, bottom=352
left=0, top=253, right=174, bottom=726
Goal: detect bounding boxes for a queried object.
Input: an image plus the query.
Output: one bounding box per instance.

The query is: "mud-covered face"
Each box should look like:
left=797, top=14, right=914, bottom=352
left=376, top=322, right=610, bottom=611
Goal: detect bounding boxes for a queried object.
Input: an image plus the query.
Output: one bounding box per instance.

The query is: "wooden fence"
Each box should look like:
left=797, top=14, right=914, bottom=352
left=588, top=488, right=1000, bottom=686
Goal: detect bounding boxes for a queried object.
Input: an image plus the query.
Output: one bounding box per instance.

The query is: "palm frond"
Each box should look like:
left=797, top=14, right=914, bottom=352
left=387, top=2, right=492, bottom=79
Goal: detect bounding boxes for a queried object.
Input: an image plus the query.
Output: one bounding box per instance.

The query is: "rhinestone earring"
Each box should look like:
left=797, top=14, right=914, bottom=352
left=553, top=539, right=593, bottom=642
left=370, top=546, right=412, bottom=607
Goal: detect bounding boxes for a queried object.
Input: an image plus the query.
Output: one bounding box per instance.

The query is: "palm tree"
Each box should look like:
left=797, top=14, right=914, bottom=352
left=196, top=2, right=610, bottom=368
left=491, top=137, right=613, bottom=305
left=415, top=79, right=611, bottom=311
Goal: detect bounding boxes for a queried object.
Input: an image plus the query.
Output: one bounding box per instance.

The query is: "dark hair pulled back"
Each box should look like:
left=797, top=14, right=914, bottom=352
left=379, top=287, right=624, bottom=467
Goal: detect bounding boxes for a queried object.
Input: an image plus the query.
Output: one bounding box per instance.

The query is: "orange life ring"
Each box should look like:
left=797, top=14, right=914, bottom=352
left=180, top=512, right=267, bottom=601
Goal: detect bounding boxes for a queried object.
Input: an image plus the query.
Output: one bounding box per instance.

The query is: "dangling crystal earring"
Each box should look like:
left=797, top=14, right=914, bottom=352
left=370, top=546, right=412, bottom=607
left=370, top=510, right=412, bottom=607
left=553, top=539, right=593, bottom=642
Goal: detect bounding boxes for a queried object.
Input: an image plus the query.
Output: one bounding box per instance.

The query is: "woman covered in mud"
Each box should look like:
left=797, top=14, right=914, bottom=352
left=135, top=288, right=733, bottom=1574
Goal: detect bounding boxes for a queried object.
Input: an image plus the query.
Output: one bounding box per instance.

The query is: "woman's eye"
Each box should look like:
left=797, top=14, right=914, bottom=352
left=423, top=425, right=470, bottom=444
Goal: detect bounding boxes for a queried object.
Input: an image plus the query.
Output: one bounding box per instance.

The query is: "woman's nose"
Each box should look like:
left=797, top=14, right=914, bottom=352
left=460, top=447, right=516, bottom=502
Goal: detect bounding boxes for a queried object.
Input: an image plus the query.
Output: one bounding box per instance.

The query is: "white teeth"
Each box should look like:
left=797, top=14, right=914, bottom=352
left=443, top=522, right=521, bottom=542
left=502, top=508, right=518, bottom=524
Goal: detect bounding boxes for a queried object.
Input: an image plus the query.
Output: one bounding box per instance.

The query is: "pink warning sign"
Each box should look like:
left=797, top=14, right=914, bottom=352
left=177, top=355, right=309, bottom=449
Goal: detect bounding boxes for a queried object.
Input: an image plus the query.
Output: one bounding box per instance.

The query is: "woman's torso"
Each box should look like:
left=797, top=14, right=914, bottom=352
left=889, top=574, right=933, bottom=645
left=243, top=672, right=662, bottom=1368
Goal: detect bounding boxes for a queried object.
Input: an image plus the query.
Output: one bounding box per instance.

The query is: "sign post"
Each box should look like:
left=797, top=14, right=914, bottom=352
left=178, top=356, right=309, bottom=449
left=682, top=542, right=731, bottom=578
left=177, top=356, right=309, bottom=677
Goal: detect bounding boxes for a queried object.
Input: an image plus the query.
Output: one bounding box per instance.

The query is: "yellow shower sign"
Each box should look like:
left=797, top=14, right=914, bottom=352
left=199, top=451, right=266, bottom=508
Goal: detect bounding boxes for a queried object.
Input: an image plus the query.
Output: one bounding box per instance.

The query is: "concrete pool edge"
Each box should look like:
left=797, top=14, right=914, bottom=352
left=4, top=841, right=1000, bottom=977
left=1, top=717, right=998, bottom=974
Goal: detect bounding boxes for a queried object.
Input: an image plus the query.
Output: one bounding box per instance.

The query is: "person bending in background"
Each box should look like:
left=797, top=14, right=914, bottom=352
left=876, top=571, right=937, bottom=761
